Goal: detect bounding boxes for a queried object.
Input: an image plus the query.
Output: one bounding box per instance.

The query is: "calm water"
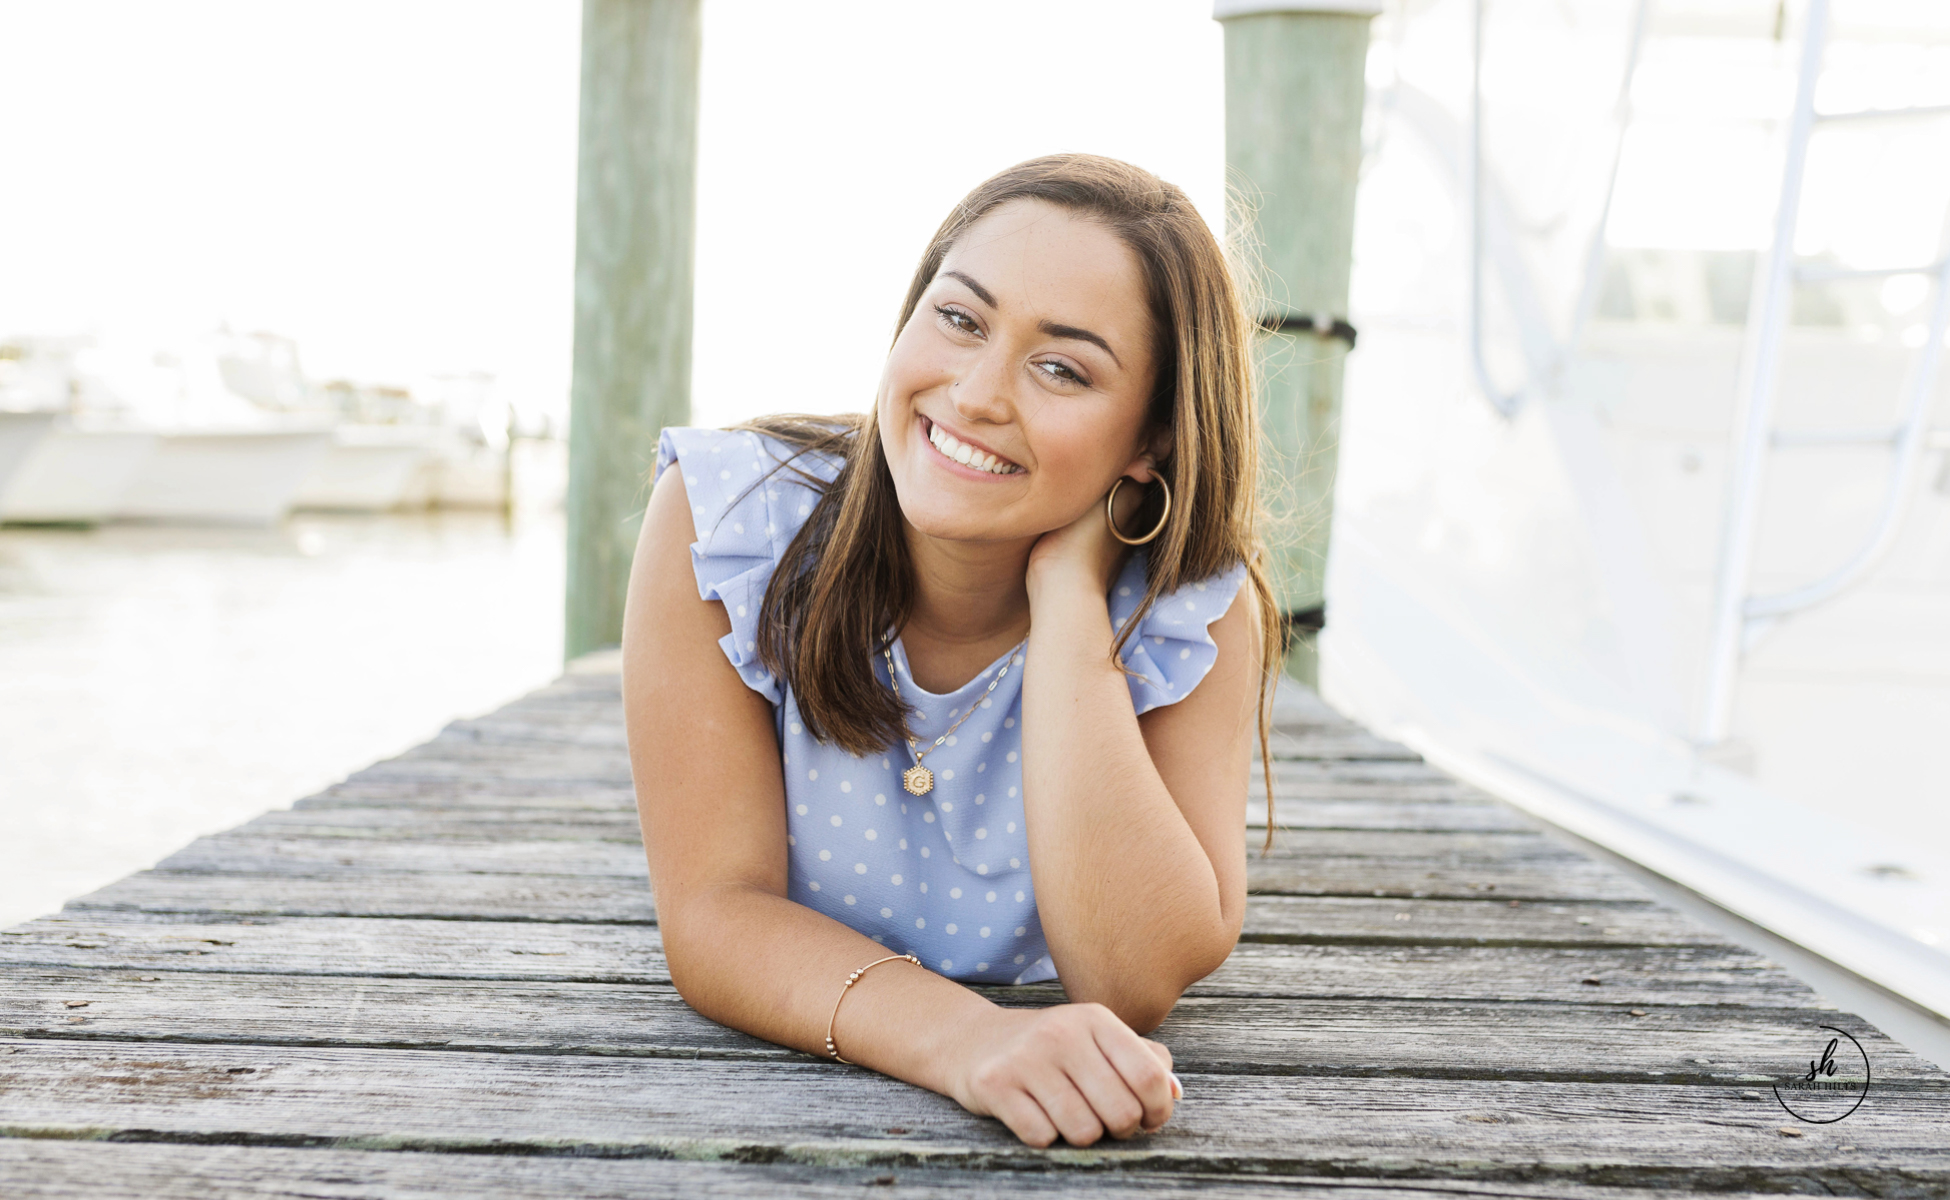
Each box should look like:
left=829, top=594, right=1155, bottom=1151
left=0, top=510, right=566, bottom=928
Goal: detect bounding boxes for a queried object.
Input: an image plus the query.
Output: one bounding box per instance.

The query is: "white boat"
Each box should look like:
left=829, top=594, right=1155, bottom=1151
left=115, top=429, right=334, bottom=525
left=1324, top=0, right=1950, bottom=1028
left=0, top=411, right=56, bottom=503
left=0, top=426, right=157, bottom=524
left=291, top=424, right=437, bottom=512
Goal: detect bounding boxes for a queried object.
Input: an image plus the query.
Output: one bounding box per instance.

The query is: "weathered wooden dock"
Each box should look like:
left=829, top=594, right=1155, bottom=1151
left=4, top=655, right=1947, bottom=1197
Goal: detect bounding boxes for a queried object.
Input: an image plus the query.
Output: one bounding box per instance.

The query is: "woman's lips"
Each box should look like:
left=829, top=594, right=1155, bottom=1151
left=921, top=416, right=1024, bottom=476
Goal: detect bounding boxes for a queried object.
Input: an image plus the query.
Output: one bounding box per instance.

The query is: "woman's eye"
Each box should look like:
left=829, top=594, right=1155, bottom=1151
left=935, top=305, right=980, bottom=336
left=1035, top=360, right=1086, bottom=385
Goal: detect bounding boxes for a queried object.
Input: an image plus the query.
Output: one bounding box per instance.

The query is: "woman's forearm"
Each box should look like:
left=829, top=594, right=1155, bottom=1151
left=1019, top=569, right=1234, bottom=1028
left=658, top=878, right=1005, bottom=1093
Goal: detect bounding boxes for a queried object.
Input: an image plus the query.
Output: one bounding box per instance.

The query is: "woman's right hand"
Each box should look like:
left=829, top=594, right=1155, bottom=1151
left=948, top=1002, right=1180, bottom=1146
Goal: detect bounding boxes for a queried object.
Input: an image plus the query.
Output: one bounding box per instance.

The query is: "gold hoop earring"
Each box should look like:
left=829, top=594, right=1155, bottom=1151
left=1105, top=474, right=1171, bottom=546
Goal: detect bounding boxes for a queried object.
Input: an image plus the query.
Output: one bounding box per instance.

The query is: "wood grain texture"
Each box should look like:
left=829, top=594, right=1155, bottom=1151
left=2, top=971, right=1935, bottom=1085
left=291, top=758, right=1480, bottom=813
left=68, top=870, right=662, bottom=923
left=14, top=891, right=1720, bottom=977
left=8, top=664, right=1946, bottom=1198
left=1, top=1040, right=1943, bottom=1194
left=0, top=1141, right=1837, bottom=1200
left=70, top=852, right=1652, bottom=918
left=243, top=803, right=1536, bottom=839
left=0, top=914, right=1819, bottom=1005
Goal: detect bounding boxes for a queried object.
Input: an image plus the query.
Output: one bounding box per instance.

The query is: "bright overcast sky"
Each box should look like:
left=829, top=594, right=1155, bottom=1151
left=0, top=0, right=1227, bottom=429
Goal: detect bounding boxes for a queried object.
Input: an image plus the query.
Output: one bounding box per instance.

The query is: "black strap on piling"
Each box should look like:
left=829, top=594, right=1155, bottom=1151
left=1277, top=606, right=1325, bottom=654
left=1259, top=312, right=1358, bottom=349
left=1283, top=605, right=1325, bottom=635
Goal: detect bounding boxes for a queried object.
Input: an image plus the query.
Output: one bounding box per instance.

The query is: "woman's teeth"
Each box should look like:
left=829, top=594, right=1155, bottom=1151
left=928, top=422, right=1022, bottom=475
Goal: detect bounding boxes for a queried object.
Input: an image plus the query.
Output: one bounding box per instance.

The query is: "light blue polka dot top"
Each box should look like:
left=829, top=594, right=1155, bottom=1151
left=657, top=426, right=1247, bottom=986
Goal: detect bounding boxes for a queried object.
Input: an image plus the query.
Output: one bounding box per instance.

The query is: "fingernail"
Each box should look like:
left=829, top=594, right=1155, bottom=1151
left=1168, top=1071, right=1184, bottom=1100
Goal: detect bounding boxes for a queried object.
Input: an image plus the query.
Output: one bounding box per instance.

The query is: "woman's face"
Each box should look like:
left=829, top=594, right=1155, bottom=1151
left=876, top=198, right=1161, bottom=547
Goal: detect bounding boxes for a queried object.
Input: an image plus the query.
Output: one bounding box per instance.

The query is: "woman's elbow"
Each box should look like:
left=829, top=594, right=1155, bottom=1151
left=1140, top=928, right=1240, bottom=1030
left=1112, top=991, right=1181, bottom=1036
left=1092, top=943, right=1236, bottom=1034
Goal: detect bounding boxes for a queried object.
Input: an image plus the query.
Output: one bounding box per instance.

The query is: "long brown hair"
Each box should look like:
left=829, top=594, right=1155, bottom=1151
left=738, top=154, right=1284, bottom=849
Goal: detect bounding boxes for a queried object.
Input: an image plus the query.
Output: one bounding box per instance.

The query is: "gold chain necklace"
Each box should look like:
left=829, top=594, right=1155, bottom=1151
left=881, top=638, right=1025, bottom=797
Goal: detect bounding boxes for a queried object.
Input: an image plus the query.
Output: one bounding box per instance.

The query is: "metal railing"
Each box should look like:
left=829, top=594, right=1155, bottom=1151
left=1697, top=0, right=1950, bottom=744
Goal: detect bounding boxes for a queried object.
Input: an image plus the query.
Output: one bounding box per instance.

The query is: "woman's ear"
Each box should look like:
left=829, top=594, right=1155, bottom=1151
left=1124, top=427, right=1176, bottom=483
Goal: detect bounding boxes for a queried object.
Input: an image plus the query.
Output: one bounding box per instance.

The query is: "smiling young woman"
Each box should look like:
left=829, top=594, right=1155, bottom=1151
left=620, top=154, right=1283, bottom=1148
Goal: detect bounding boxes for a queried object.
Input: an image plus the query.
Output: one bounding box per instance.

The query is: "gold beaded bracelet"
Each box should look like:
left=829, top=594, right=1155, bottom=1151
left=823, top=953, right=921, bottom=1064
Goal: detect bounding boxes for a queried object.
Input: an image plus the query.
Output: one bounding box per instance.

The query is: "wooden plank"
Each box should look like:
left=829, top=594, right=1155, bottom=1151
left=222, top=888, right=1707, bottom=947
left=348, top=758, right=634, bottom=785
left=294, top=781, right=639, bottom=810
left=288, top=782, right=1505, bottom=817
left=406, top=717, right=1410, bottom=770
left=1242, top=895, right=1721, bottom=947
left=441, top=717, right=629, bottom=749
left=0, top=915, right=664, bottom=984
left=1247, top=857, right=1654, bottom=901
left=343, top=751, right=632, bottom=786
left=3, top=970, right=1931, bottom=1084
left=1257, top=760, right=1478, bottom=786
left=447, top=693, right=1350, bottom=729
left=358, top=737, right=1422, bottom=782
left=290, top=760, right=1482, bottom=813
left=430, top=712, right=1425, bottom=767
left=151, top=835, right=648, bottom=878
left=150, top=827, right=1608, bottom=884
left=76, top=855, right=1650, bottom=918
left=1203, top=943, right=1819, bottom=1007
left=0, top=915, right=1800, bottom=1005
left=254, top=800, right=1538, bottom=838
left=1266, top=728, right=1420, bottom=762
left=245, top=806, right=1548, bottom=839
left=0, top=1040, right=1941, bottom=1190
left=0, top=1140, right=1823, bottom=1200
left=234, top=807, right=646, bottom=840
left=69, top=871, right=660, bottom=923
left=1251, top=789, right=1500, bottom=812
left=386, top=741, right=630, bottom=769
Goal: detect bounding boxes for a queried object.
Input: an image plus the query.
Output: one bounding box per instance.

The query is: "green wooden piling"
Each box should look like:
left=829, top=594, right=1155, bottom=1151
left=566, top=0, right=701, bottom=660
left=1218, top=0, right=1377, bottom=685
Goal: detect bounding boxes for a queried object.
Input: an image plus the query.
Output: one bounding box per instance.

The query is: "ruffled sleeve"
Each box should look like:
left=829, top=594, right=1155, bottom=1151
left=654, top=427, right=840, bottom=706
left=1107, top=554, right=1251, bottom=715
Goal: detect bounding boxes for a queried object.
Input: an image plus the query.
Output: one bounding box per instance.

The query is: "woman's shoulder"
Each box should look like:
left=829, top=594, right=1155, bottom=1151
left=656, top=422, right=847, bottom=540
left=653, top=422, right=849, bottom=706
left=1108, top=554, right=1252, bottom=715
left=657, top=423, right=846, bottom=497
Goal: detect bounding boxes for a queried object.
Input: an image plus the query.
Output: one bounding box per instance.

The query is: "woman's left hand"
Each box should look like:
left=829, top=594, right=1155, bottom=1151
left=1026, top=471, right=1149, bottom=603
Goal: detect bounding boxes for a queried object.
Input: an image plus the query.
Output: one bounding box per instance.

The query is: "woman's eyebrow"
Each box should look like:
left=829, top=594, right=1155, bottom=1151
left=1038, top=320, right=1120, bottom=367
left=943, top=270, right=997, bottom=308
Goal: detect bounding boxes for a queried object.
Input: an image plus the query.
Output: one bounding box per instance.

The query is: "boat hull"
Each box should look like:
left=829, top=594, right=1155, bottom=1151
left=0, top=428, right=158, bottom=524
left=115, top=430, right=333, bottom=525
left=292, top=431, right=433, bottom=512
left=0, top=411, right=57, bottom=504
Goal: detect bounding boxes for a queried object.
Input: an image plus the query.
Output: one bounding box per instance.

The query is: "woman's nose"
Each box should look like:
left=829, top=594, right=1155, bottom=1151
left=950, top=347, right=1014, bottom=425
